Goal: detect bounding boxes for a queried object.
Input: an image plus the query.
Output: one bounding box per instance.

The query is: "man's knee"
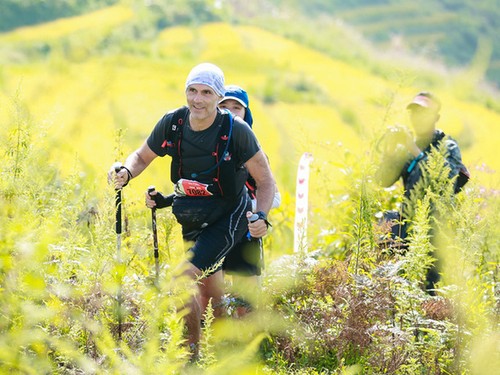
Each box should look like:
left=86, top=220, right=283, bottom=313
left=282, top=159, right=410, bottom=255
left=180, top=261, right=202, bottom=278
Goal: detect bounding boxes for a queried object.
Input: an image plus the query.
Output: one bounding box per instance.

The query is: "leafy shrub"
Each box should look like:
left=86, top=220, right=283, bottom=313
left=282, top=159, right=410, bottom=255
left=260, top=142, right=498, bottom=374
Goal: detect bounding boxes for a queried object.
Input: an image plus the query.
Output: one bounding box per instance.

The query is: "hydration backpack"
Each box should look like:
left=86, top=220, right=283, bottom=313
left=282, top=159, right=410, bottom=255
left=161, top=106, right=247, bottom=199
left=402, top=130, right=469, bottom=194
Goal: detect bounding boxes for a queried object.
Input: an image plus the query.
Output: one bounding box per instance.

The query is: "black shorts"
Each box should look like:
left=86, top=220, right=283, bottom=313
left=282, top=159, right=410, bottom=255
left=378, top=210, right=409, bottom=251
left=223, top=237, right=263, bottom=276
left=182, top=194, right=251, bottom=272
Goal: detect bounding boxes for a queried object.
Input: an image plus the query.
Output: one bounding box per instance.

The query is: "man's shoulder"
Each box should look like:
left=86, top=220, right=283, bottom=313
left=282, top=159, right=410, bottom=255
left=157, top=106, right=190, bottom=138
left=148, top=106, right=189, bottom=155
left=433, top=129, right=457, bottom=149
left=231, top=115, right=253, bottom=135
left=167, top=105, right=189, bottom=115
left=436, top=130, right=460, bottom=149
left=155, top=106, right=185, bottom=127
left=165, top=106, right=189, bottom=123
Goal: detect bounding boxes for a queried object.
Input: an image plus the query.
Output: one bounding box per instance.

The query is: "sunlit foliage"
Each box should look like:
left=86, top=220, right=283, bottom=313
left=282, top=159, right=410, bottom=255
left=0, top=3, right=498, bottom=374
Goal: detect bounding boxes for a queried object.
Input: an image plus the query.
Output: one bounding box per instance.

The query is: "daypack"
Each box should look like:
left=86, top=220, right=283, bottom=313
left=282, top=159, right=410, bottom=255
left=401, top=130, right=469, bottom=195
left=161, top=106, right=247, bottom=200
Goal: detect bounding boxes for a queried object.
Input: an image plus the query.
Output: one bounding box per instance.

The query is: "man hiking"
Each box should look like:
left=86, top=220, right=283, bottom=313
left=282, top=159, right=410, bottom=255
left=376, top=91, right=469, bottom=294
left=110, top=62, right=276, bottom=360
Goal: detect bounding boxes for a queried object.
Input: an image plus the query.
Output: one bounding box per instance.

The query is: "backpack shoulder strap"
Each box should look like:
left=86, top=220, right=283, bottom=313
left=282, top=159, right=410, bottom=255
left=162, top=106, right=188, bottom=151
left=405, top=130, right=446, bottom=175
left=431, top=130, right=446, bottom=147
left=218, top=109, right=234, bottom=156
left=162, top=106, right=188, bottom=182
left=191, top=109, right=233, bottom=178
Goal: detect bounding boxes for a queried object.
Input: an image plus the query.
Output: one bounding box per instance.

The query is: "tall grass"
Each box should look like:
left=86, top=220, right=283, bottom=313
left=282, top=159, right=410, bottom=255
left=0, top=98, right=188, bottom=373
left=260, top=143, right=498, bottom=374
left=0, top=8, right=499, bottom=374
left=2, top=80, right=498, bottom=375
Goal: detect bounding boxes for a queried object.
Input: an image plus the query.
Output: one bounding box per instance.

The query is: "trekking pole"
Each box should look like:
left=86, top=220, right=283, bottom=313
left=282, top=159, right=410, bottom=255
left=113, top=162, right=123, bottom=341
left=148, top=186, right=160, bottom=284
left=113, top=162, right=123, bottom=262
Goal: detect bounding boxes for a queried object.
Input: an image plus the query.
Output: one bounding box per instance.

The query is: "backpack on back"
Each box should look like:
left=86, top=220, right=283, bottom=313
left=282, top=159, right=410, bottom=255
left=161, top=106, right=247, bottom=200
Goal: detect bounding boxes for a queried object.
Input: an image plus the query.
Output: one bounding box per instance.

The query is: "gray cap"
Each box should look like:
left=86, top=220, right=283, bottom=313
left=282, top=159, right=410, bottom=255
left=185, top=63, right=225, bottom=97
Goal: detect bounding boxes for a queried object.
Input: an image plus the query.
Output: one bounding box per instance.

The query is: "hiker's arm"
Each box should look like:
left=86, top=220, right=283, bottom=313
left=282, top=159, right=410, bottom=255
left=111, top=142, right=158, bottom=189
left=245, top=150, right=275, bottom=238
left=245, top=150, right=276, bottom=215
left=375, top=127, right=413, bottom=187
left=125, top=141, right=158, bottom=177
left=263, top=153, right=281, bottom=209
left=375, top=153, right=407, bottom=187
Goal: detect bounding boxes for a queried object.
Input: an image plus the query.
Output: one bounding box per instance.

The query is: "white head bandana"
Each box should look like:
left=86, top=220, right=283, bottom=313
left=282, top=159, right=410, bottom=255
left=185, top=63, right=225, bottom=97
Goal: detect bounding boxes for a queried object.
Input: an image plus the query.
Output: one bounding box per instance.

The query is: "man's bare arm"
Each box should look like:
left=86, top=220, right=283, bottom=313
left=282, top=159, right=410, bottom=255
left=111, top=141, right=158, bottom=188
left=245, top=150, right=276, bottom=215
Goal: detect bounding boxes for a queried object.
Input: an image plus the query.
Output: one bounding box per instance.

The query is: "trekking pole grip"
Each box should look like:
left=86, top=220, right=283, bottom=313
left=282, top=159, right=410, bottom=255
left=147, top=185, right=156, bottom=204
left=148, top=186, right=157, bottom=213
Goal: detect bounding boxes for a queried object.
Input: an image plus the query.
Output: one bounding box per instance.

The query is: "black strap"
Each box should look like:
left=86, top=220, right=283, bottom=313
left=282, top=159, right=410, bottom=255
left=403, top=130, right=446, bottom=178
left=165, top=107, right=234, bottom=179
left=190, top=110, right=233, bottom=178
left=164, top=108, right=238, bottom=197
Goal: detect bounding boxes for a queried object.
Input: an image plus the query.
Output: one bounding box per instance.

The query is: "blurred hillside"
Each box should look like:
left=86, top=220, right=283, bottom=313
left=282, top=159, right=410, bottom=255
left=1, top=0, right=499, bottom=89
left=0, top=4, right=498, bottom=373
left=0, top=5, right=500, bottom=212
left=281, top=0, right=500, bottom=89
left=2, top=4, right=500, bottom=374
left=0, top=2, right=498, bottom=211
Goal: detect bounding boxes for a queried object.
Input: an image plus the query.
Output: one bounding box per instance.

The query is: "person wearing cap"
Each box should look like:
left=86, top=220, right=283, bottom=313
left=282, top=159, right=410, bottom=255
left=218, top=85, right=281, bottom=317
left=376, top=91, right=469, bottom=294
left=218, top=84, right=254, bottom=126
left=109, top=63, right=276, bottom=360
left=377, top=91, right=469, bottom=196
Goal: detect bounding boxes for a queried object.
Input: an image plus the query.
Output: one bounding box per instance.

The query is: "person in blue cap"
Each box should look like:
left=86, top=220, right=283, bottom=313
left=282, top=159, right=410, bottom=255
left=110, top=64, right=276, bottom=360
left=218, top=85, right=254, bottom=127
left=218, top=85, right=281, bottom=317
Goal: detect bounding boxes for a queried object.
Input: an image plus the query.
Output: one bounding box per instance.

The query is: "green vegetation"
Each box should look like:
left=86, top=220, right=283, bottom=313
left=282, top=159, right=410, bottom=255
left=0, top=0, right=118, bottom=32
left=0, top=2, right=499, bottom=374
left=3, top=0, right=499, bottom=88
left=266, top=0, right=500, bottom=88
